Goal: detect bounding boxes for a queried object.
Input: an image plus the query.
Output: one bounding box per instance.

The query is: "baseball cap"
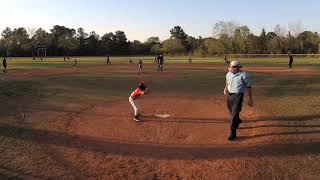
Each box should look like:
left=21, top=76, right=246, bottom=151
left=230, top=61, right=242, bottom=68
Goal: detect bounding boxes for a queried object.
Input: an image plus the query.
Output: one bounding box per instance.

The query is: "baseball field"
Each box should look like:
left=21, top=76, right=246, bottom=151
left=0, top=56, right=320, bottom=179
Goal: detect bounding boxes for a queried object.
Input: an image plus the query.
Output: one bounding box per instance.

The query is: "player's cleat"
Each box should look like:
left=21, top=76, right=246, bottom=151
left=137, top=113, right=142, bottom=117
left=228, top=129, right=237, bottom=141
left=228, top=135, right=236, bottom=141
left=134, top=115, right=141, bottom=122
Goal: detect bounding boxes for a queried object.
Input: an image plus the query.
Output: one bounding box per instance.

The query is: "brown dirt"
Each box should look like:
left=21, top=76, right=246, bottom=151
left=0, top=64, right=319, bottom=179
left=8, top=64, right=318, bottom=79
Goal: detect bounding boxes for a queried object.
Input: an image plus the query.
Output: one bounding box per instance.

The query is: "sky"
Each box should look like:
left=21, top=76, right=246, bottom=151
left=1, top=0, right=320, bottom=41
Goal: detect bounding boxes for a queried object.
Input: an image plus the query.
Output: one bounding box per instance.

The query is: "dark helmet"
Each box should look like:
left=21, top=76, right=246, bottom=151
left=138, top=82, right=146, bottom=90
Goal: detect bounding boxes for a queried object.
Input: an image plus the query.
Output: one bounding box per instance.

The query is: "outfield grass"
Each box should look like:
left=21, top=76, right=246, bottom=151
left=1, top=56, right=320, bottom=118
left=3, top=56, right=320, bottom=72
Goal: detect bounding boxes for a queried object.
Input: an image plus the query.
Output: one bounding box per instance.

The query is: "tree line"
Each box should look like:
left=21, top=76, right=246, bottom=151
left=1, top=21, right=319, bottom=57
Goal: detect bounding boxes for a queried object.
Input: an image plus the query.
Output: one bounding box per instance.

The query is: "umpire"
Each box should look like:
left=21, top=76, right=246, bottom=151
left=224, top=61, right=253, bottom=141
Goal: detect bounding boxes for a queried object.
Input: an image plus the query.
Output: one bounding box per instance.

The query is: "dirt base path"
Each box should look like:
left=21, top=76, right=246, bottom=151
left=0, top=64, right=319, bottom=179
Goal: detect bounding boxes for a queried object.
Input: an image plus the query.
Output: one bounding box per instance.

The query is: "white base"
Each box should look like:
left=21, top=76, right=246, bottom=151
left=155, top=114, right=170, bottom=118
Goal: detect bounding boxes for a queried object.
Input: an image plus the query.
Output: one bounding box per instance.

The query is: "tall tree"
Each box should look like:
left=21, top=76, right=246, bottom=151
left=85, top=31, right=101, bottom=55
left=232, top=26, right=250, bottom=53
left=76, top=28, right=88, bottom=55
left=1, top=27, right=13, bottom=56
left=213, top=21, right=239, bottom=38
left=170, top=26, right=188, bottom=54
left=162, top=38, right=185, bottom=56
left=50, top=25, right=76, bottom=55
left=170, top=26, right=188, bottom=41
left=285, top=31, right=299, bottom=53
left=101, top=32, right=115, bottom=55
left=258, top=28, right=267, bottom=53
left=112, top=31, right=129, bottom=55
left=297, top=31, right=320, bottom=53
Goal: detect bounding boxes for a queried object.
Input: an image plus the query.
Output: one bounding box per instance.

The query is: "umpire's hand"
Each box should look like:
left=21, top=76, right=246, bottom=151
left=223, top=88, right=229, bottom=96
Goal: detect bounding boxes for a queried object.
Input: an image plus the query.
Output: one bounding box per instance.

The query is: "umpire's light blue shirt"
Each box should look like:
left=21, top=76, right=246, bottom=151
left=226, top=70, right=251, bottom=93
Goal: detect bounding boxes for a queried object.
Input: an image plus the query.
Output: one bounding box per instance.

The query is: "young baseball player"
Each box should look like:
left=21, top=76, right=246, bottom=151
left=129, top=82, right=149, bottom=122
left=106, top=56, right=111, bottom=64
left=157, top=54, right=164, bottom=72
left=137, top=59, right=143, bottom=74
left=73, top=58, right=78, bottom=69
left=224, top=55, right=230, bottom=66
left=3, top=56, right=7, bottom=73
left=288, top=53, right=294, bottom=71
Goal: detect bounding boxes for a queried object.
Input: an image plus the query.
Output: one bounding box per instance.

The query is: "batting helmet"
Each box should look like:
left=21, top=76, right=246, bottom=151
left=139, top=82, right=146, bottom=90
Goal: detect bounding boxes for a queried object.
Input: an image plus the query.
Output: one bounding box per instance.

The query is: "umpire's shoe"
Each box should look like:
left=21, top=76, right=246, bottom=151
left=228, top=128, right=237, bottom=141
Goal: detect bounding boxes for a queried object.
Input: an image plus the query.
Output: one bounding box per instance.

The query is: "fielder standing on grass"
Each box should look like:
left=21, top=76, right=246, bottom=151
left=157, top=54, right=164, bottom=72
left=138, top=59, right=143, bottom=74
left=224, top=61, right=253, bottom=141
left=288, top=53, right=294, bottom=71
left=129, top=82, right=149, bottom=122
left=73, top=58, right=78, bottom=69
left=3, top=56, right=7, bottom=73
left=224, top=55, right=230, bottom=66
left=106, top=56, right=111, bottom=64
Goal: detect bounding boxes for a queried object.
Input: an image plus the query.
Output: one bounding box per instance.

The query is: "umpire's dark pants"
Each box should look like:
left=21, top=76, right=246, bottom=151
left=227, top=93, right=244, bottom=135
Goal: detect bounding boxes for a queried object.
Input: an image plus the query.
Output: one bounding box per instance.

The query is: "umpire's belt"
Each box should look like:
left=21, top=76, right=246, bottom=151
left=229, top=93, right=244, bottom=95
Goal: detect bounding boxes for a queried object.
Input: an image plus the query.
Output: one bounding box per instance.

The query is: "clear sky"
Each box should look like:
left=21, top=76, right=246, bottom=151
left=1, top=0, right=319, bottom=41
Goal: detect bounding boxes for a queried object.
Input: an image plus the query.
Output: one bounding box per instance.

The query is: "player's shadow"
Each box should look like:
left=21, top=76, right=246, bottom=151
left=142, top=114, right=320, bottom=124
left=247, top=114, right=320, bottom=123
left=239, top=124, right=320, bottom=129
left=238, top=130, right=320, bottom=141
left=19, top=104, right=132, bottom=118
left=0, top=124, right=320, bottom=160
left=142, top=116, right=229, bottom=123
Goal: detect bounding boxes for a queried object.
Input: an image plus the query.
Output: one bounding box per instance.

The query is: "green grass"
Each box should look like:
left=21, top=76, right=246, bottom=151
left=1, top=56, right=320, bottom=119
left=4, top=56, right=320, bottom=71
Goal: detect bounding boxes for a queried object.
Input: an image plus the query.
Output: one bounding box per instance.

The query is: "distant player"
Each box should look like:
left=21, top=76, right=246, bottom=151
left=189, top=58, right=192, bottom=64
left=129, top=58, right=133, bottom=64
left=157, top=54, right=164, bottom=72
left=129, top=82, right=149, bottom=122
left=288, top=53, right=294, bottom=71
left=73, top=58, right=78, bottom=69
left=224, top=55, right=230, bottom=66
left=137, top=59, right=143, bottom=74
left=106, top=56, right=111, bottom=64
left=3, top=56, right=7, bottom=73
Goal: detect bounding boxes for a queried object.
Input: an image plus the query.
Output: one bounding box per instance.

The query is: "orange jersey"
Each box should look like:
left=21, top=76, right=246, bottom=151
left=130, top=88, right=144, bottom=99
